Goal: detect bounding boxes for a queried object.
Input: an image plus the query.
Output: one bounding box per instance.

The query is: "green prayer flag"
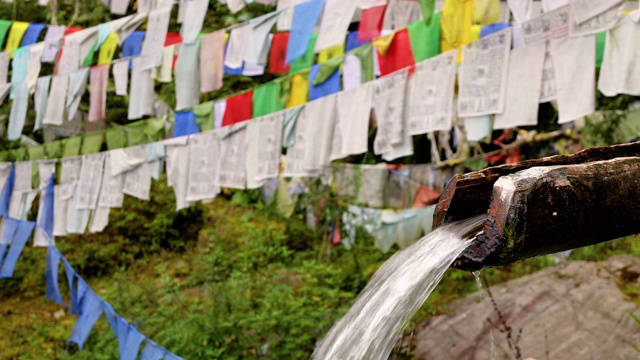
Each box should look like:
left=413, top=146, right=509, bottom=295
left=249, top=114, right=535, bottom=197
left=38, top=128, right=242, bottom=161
left=126, top=122, right=147, bottom=146
left=253, top=82, right=284, bottom=117
left=106, top=127, right=127, bottom=150
left=193, top=101, right=215, bottom=132
left=408, top=13, right=441, bottom=62
left=596, top=31, right=605, bottom=68
left=44, top=141, right=62, bottom=159
left=27, top=145, right=45, bottom=161
left=28, top=146, right=46, bottom=189
left=352, top=44, right=374, bottom=83
left=0, top=20, right=12, bottom=49
left=418, top=0, right=435, bottom=26
left=289, top=34, right=317, bottom=74
left=313, top=55, right=344, bottom=85
left=80, top=132, right=104, bottom=155
left=62, top=137, right=83, bottom=158
left=145, top=117, right=166, bottom=142
left=276, top=75, right=293, bottom=107
left=11, top=147, right=27, bottom=161
left=83, top=44, right=96, bottom=66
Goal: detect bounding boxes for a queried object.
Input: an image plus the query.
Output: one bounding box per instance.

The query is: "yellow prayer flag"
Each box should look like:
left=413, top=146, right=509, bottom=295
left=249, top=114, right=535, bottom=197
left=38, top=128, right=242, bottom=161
left=470, top=25, right=482, bottom=42
left=5, top=21, right=29, bottom=56
left=98, top=33, right=118, bottom=65
left=286, top=73, right=308, bottom=109
left=372, top=32, right=396, bottom=56
left=441, top=0, right=475, bottom=62
left=474, top=0, right=500, bottom=25
left=318, top=45, right=344, bottom=63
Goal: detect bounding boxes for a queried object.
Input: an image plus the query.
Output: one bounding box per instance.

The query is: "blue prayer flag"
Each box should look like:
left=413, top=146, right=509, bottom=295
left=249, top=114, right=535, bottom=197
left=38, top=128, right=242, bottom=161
left=174, top=111, right=200, bottom=137
left=286, top=0, right=325, bottom=64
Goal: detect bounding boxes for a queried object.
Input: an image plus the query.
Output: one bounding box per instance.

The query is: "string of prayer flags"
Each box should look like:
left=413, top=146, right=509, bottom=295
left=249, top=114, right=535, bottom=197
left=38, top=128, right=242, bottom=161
left=222, top=91, right=253, bottom=127
left=373, top=70, right=408, bottom=156
left=7, top=82, right=28, bottom=141
left=122, top=31, right=145, bottom=60
left=286, top=0, right=324, bottom=64
left=308, top=61, right=341, bottom=101
left=474, top=0, right=502, bottom=25
left=22, top=23, right=46, bottom=47
left=269, top=32, right=291, bottom=74
left=440, top=0, right=474, bottom=60
left=314, top=0, right=357, bottom=53
left=494, top=41, right=545, bottom=129
left=550, top=34, right=595, bottom=124
left=332, top=83, right=373, bottom=160
left=5, top=21, right=29, bottom=54
left=289, top=34, right=317, bottom=73
left=0, top=52, right=8, bottom=83
left=225, top=23, right=251, bottom=70
left=408, top=12, right=441, bottom=62
left=66, top=67, right=90, bottom=121
left=458, top=28, right=511, bottom=117
left=33, top=76, right=50, bottom=131
left=174, top=111, right=201, bottom=137
left=26, top=43, right=45, bottom=94
left=0, top=20, right=11, bottom=50
left=375, top=29, right=415, bottom=76
left=139, top=6, right=171, bottom=70
left=317, top=45, right=344, bottom=64
left=245, top=11, right=282, bottom=66
left=128, top=57, right=156, bottom=120
left=89, top=65, right=109, bottom=122
left=193, top=102, right=214, bottom=132
left=245, top=112, right=284, bottom=189
left=175, top=41, right=201, bottom=111
left=359, top=5, right=387, bottom=45
left=407, top=50, right=457, bottom=135
left=200, top=30, right=225, bottom=93
left=285, top=72, right=309, bottom=108
left=598, top=12, right=640, bottom=96
left=217, top=124, right=247, bottom=189
left=180, top=0, right=209, bottom=44
left=253, top=82, right=285, bottom=117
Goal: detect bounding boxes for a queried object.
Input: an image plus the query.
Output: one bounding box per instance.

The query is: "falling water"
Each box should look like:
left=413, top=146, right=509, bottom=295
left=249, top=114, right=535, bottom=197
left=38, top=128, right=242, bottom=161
left=312, top=216, right=485, bottom=360
left=473, top=270, right=496, bottom=359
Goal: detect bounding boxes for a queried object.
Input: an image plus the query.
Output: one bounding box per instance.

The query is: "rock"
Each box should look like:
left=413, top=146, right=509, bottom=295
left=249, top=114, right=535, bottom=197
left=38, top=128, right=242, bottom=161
left=412, top=256, right=640, bottom=360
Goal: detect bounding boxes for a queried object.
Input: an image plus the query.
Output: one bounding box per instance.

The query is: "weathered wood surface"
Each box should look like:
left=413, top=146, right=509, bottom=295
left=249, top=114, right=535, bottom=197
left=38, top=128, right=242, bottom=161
left=433, top=141, right=640, bottom=229
left=452, top=157, right=640, bottom=270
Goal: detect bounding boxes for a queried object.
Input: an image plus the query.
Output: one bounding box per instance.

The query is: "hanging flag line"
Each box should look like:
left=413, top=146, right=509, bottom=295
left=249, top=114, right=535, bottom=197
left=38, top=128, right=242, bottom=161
left=0, top=0, right=427, bottom=139
left=0, top=165, right=184, bottom=359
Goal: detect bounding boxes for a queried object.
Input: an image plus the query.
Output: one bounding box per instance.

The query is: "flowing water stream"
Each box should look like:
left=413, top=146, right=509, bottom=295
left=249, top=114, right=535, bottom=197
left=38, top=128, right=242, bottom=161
left=312, top=216, right=485, bottom=360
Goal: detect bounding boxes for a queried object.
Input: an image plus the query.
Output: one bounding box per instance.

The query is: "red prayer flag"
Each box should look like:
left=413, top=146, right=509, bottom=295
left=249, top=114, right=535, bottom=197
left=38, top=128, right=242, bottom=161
left=269, top=32, right=291, bottom=74
left=358, top=5, right=386, bottom=44
left=222, top=90, right=253, bottom=127
left=165, top=32, right=182, bottom=46
left=376, top=28, right=415, bottom=76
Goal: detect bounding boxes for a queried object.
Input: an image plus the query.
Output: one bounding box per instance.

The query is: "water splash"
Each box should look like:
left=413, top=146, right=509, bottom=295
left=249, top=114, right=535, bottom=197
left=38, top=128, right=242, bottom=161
left=312, top=216, right=485, bottom=360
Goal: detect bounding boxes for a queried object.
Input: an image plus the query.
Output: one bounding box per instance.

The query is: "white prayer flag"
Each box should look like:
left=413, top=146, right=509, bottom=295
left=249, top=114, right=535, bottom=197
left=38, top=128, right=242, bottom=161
left=494, top=41, right=546, bottom=129
left=550, top=34, right=595, bottom=124
left=458, top=28, right=511, bottom=117
left=186, top=131, right=221, bottom=201
left=408, top=50, right=457, bottom=135
left=314, top=0, right=357, bottom=52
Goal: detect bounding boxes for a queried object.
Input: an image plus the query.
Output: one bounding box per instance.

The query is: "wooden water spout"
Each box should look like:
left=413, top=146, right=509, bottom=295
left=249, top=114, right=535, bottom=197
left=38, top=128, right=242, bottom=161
left=433, top=142, right=640, bottom=271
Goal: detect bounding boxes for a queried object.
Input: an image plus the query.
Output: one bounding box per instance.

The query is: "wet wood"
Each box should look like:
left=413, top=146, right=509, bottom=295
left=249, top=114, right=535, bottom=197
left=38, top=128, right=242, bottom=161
left=433, top=141, right=640, bottom=229
left=452, top=157, right=640, bottom=270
